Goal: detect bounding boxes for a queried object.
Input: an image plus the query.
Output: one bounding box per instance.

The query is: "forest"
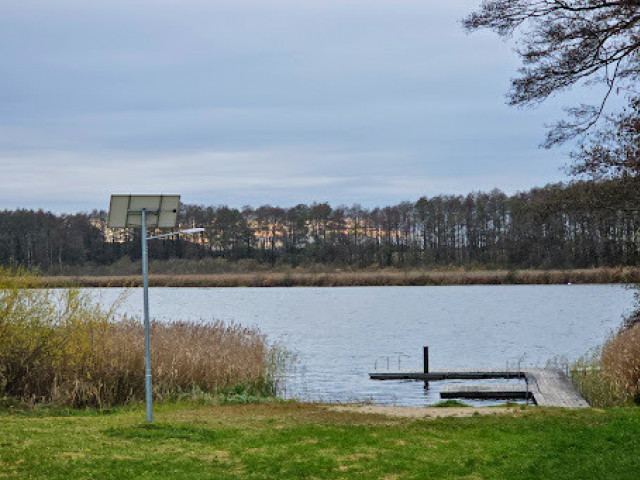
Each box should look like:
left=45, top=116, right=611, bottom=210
left=1, top=177, right=639, bottom=273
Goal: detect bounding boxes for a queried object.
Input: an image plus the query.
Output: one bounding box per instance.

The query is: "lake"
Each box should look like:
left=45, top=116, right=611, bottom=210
left=89, top=285, right=637, bottom=406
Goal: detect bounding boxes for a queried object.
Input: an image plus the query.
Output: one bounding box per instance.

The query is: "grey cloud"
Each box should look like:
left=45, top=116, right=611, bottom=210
left=0, top=0, right=578, bottom=211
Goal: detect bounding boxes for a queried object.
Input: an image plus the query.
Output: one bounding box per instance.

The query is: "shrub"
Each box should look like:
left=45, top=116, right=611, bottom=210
left=0, top=280, right=282, bottom=407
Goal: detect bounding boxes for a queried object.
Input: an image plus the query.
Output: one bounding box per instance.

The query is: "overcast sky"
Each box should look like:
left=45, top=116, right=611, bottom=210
left=0, top=0, right=590, bottom=212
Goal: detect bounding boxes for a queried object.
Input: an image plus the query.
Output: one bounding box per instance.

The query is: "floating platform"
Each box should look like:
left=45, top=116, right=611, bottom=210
left=369, top=367, right=588, bottom=408
left=440, top=383, right=530, bottom=400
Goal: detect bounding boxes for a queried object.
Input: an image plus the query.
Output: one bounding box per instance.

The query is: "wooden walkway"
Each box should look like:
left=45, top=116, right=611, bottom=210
left=524, top=368, right=589, bottom=408
left=369, top=367, right=589, bottom=408
left=370, top=369, right=525, bottom=381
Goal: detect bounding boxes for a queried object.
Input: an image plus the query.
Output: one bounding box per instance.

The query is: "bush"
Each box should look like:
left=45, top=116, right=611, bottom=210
left=0, top=279, right=282, bottom=407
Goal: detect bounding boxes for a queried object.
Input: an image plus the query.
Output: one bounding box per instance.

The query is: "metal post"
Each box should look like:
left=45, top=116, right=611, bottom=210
left=141, top=209, right=153, bottom=423
left=423, top=346, right=429, bottom=373
left=423, top=346, right=429, bottom=390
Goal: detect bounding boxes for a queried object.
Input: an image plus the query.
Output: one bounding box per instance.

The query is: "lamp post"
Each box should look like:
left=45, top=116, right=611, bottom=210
left=139, top=210, right=203, bottom=423
left=107, top=194, right=203, bottom=424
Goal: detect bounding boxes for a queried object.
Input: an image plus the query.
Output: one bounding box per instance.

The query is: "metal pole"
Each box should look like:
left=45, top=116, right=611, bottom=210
left=423, top=346, right=429, bottom=390
left=423, top=346, right=429, bottom=374
left=141, top=209, right=153, bottom=423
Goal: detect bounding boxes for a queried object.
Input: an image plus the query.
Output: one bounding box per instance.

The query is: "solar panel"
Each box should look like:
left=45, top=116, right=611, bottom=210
left=107, top=194, right=180, bottom=228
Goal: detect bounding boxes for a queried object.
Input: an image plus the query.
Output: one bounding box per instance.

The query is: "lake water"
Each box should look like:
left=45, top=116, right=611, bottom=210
left=89, top=285, right=637, bottom=406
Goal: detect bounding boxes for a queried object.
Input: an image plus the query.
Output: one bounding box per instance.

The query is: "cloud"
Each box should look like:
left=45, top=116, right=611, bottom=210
left=0, top=0, right=577, bottom=211
left=0, top=146, right=565, bottom=212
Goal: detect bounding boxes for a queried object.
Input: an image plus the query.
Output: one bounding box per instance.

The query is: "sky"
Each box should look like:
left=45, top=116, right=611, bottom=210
left=0, top=0, right=591, bottom=212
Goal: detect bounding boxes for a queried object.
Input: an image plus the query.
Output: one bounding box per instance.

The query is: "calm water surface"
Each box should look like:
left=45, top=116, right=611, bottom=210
left=89, top=285, right=636, bottom=406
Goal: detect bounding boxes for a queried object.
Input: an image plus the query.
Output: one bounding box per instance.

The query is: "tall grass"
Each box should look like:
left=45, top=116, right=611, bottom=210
left=0, top=274, right=283, bottom=407
left=571, top=288, right=640, bottom=407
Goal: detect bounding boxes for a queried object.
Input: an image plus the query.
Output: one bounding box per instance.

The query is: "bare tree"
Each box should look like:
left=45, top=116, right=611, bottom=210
left=464, top=1, right=640, bottom=148
left=571, top=95, right=640, bottom=178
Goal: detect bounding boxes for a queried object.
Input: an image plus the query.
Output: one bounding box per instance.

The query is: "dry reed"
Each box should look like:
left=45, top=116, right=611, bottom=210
left=571, top=293, right=640, bottom=407
left=0, top=282, right=281, bottom=407
left=33, top=267, right=640, bottom=288
left=597, top=324, right=640, bottom=403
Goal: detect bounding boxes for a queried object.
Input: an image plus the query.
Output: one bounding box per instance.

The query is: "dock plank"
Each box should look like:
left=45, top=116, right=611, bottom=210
left=525, top=368, right=589, bottom=408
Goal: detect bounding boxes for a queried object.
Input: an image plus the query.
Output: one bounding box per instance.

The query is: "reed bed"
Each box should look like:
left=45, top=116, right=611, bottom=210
left=0, top=283, right=281, bottom=408
left=33, top=267, right=640, bottom=288
left=571, top=295, right=640, bottom=407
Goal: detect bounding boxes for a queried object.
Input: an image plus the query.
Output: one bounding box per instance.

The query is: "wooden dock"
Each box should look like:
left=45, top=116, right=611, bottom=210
left=524, top=368, right=589, bottom=408
left=369, top=367, right=589, bottom=408
left=369, top=369, right=525, bottom=381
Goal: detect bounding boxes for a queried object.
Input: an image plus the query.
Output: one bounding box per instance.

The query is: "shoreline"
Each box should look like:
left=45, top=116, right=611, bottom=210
left=30, top=267, right=640, bottom=287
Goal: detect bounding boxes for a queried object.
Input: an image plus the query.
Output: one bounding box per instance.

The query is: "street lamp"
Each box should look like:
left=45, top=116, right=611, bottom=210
left=107, top=195, right=203, bottom=423
left=140, top=224, right=204, bottom=424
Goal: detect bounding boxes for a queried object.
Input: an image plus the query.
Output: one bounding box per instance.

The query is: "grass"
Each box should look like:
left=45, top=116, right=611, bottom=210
left=0, top=401, right=639, bottom=479
left=28, top=267, right=640, bottom=287
left=432, top=399, right=470, bottom=407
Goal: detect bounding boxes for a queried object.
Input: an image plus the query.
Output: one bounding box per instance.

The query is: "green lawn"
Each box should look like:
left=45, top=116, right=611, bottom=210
left=1, top=402, right=639, bottom=479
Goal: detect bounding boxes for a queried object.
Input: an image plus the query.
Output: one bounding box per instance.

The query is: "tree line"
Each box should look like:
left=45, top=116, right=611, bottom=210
left=0, top=178, right=639, bottom=272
